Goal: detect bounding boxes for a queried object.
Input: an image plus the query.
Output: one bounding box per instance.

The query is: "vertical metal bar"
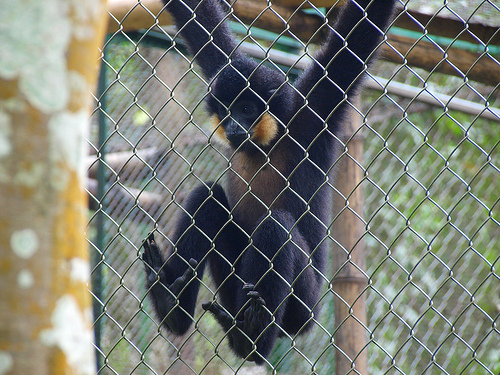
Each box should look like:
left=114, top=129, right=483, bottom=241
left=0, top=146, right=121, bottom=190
left=92, top=42, right=108, bottom=373
left=331, top=98, right=369, bottom=375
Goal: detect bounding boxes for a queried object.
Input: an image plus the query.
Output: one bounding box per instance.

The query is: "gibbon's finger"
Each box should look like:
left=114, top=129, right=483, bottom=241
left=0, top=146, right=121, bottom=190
left=170, top=269, right=194, bottom=295
left=147, top=232, right=155, bottom=243
left=242, top=283, right=255, bottom=292
left=188, top=258, right=198, bottom=269
left=247, top=291, right=266, bottom=306
left=141, top=239, right=154, bottom=266
left=202, top=300, right=235, bottom=331
left=147, top=238, right=164, bottom=267
left=201, top=300, right=216, bottom=311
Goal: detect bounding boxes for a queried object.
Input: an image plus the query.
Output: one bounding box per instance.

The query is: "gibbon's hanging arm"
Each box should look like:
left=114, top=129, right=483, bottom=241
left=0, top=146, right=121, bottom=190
left=143, top=0, right=396, bottom=364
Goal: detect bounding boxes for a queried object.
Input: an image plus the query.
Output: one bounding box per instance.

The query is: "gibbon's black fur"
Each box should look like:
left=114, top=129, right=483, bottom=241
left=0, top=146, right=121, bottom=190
left=143, top=0, right=396, bottom=363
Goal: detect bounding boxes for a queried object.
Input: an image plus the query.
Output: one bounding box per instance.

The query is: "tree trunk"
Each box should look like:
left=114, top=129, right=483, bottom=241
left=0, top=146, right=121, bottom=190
left=0, top=1, right=108, bottom=374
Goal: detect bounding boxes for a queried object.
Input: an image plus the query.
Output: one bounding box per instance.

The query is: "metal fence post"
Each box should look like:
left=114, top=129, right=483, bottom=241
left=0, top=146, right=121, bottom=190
left=92, top=45, right=109, bottom=371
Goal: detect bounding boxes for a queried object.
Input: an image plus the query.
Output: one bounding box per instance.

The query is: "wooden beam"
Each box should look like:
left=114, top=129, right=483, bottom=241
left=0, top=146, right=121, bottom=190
left=108, top=0, right=500, bottom=44
left=230, top=0, right=329, bottom=43
left=87, top=178, right=162, bottom=213
left=107, top=0, right=173, bottom=33
left=87, top=147, right=161, bottom=179
left=106, top=0, right=500, bottom=85
left=385, top=33, right=500, bottom=85
left=395, top=9, right=500, bottom=46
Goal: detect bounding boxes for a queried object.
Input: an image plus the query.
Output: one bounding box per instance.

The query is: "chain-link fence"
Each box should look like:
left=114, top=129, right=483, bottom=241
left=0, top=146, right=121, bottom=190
left=87, top=0, right=499, bottom=374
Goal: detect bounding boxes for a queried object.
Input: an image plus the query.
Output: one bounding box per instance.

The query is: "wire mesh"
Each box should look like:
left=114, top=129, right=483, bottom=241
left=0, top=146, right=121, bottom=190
left=87, top=1, right=499, bottom=374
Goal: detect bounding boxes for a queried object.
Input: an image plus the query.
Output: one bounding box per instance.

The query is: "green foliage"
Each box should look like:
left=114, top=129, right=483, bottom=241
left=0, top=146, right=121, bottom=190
left=363, top=91, right=500, bottom=374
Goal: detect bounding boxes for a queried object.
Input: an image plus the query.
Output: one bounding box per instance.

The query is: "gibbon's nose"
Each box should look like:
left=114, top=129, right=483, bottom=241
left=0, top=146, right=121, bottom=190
left=225, top=119, right=251, bottom=146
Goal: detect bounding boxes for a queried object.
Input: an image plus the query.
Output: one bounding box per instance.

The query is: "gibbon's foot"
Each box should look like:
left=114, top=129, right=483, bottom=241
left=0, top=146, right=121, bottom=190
left=202, top=283, right=269, bottom=362
left=142, top=233, right=198, bottom=331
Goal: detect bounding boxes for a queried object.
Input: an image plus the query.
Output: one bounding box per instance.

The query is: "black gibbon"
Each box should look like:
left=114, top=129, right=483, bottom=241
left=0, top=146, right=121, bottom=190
left=142, top=0, right=396, bottom=363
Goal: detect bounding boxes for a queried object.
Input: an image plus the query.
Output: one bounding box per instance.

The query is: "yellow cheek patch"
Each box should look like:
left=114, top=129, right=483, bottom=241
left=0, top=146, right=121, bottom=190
left=252, top=113, right=278, bottom=146
left=210, top=114, right=230, bottom=147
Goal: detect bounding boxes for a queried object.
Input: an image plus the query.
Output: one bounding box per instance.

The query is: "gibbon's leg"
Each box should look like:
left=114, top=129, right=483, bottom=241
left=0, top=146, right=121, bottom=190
left=142, top=182, right=233, bottom=335
left=204, top=210, right=321, bottom=363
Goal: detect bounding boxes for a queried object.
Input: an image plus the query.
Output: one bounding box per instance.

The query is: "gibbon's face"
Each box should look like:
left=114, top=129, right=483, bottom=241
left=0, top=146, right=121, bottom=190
left=208, top=63, right=282, bottom=149
left=210, top=94, right=278, bottom=149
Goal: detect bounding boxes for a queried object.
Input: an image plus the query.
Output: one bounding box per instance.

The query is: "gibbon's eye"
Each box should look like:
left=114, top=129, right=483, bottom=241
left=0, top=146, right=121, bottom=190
left=238, top=101, right=257, bottom=118
left=242, top=105, right=253, bottom=116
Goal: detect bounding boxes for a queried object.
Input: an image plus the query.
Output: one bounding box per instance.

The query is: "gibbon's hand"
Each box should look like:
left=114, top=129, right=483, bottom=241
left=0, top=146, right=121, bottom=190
left=142, top=233, right=198, bottom=331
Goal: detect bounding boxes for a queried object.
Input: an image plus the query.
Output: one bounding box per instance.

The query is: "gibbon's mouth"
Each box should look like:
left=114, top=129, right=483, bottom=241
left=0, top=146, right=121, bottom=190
left=226, top=120, right=253, bottom=146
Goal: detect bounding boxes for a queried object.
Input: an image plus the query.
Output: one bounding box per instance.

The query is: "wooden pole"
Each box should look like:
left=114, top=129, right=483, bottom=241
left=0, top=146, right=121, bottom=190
left=331, top=98, right=369, bottom=375
left=0, top=1, right=108, bottom=374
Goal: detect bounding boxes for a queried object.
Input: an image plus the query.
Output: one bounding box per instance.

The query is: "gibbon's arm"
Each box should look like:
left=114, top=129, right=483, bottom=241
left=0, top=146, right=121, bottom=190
left=162, top=0, right=242, bottom=78
left=295, top=0, right=396, bottom=124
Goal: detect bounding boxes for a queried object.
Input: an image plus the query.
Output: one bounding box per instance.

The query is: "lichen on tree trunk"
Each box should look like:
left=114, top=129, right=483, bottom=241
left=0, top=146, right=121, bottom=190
left=0, top=1, right=108, bottom=374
